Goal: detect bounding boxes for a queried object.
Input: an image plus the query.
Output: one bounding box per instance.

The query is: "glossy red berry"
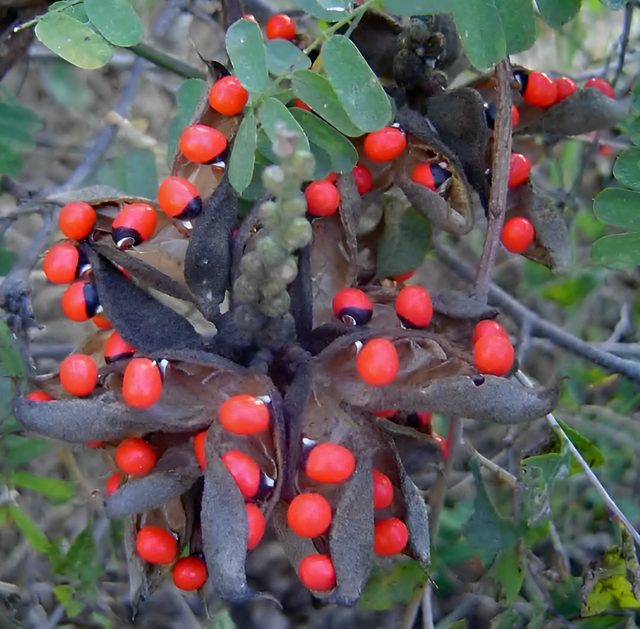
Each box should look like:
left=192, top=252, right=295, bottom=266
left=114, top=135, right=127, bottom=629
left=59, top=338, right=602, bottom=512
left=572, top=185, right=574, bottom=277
left=104, top=331, right=136, bottom=363
left=352, top=163, right=372, bottom=195
left=391, top=270, right=415, bottom=283
left=332, top=287, right=373, bottom=325
left=585, top=77, right=615, bottom=99
left=363, top=127, right=407, bottom=162
left=112, top=203, right=157, bottom=248
left=92, top=313, right=112, bottom=329
left=26, top=391, right=55, bottom=402
left=222, top=450, right=261, bottom=498
left=208, top=76, right=249, bottom=116
left=474, top=335, right=514, bottom=376
left=61, top=281, right=100, bottom=322
left=287, top=493, right=332, bottom=538
left=501, top=217, right=535, bottom=253
left=105, top=472, right=123, bottom=496
left=374, top=517, right=408, bottom=555
left=432, top=433, right=449, bottom=460
left=508, top=153, right=531, bottom=189
left=395, top=285, right=433, bottom=328
left=410, top=162, right=451, bottom=191
left=135, top=526, right=177, bottom=565
left=511, top=105, right=520, bottom=127
left=246, top=503, right=266, bottom=550
left=157, top=176, right=202, bottom=221
left=219, top=394, right=270, bottom=434
left=179, top=125, right=227, bottom=165
left=59, top=354, right=98, bottom=397
left=472, top=320, right=509, bottom=346
left=305, top=180, right=340, bottom=217
left=357, top=338, right=399, bottom=387
left=115, top=437, right=156, bottom=477
left=58, top=201, right=96, bottom=241
left=43, top=241, right=79, bottom=285
left=298, top=554, right=336, bottom=591
left=372, top=469, right=393, bottom=509
left=173, top=556, right=208, bottom=591
left=293, top=98, right=311, bottom=111
left=194, top=431, right=207, bottom=470
left=416, top=412, right=433, bottom=428
left=266, top=14, right=296, bottom=40
left=555, top=76, right=577, bottom=102
left=306, top=443, right=355, bottom=484
left=522, top=71, right=557, bottom=108
left=373, top=409, right=397, bottom=418
left=122, top=358, right=162, bottom=409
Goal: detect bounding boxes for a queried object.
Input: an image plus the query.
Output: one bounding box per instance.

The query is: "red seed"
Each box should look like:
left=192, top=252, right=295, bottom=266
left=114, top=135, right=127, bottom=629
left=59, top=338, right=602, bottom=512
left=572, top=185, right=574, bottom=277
left=472, top=320, right=509, bottom=346
left=61, top=281, right=100, bottom=322
left=58, top=202, right=96, bottom=241
left=105, top=472, right=123, bottom=496
left=246, top=503, right=266, bottom=550
left=298, top=554, right=336, bottom=591
left=172, top=556, right=208, bottom=591
left=157, top=176, right=202, bottom=220
left=352, top=163, right=373, bottom=195
left=372, top=470, right=393, bottom=509
left=306, top=443, right=356, bottom=484
left=474, top=335, right=514, bottom=376
left=395, top=285, right=433, bottom=328
left=179, top=124, right=227, bottom=164
left=135, top=526, right=177, bottom=564
left=373, top=517, right=408, bottom=555
left=26, top=391, right=55, bottom=402
left=112, top=203, right=157, bottom=247
left=104, top=331, right=136, bottom=363
left=332, top=287, right=373, bottom=325
left=115, top=437, right=156, bottom=477
left=287, top=493, right=332, bottom=538
left=219, top=394, right=270, bottom=434
left=43, top=241, right=79, bottom=284
left=122, top=358, right=162, bottom=409
left=221, top=450, right=261, bottom=498
left=356, top=338, right=399, bottom=387
left=59, top=354, right=98, bottom=397
left=363, top=127, right=407, bottom=162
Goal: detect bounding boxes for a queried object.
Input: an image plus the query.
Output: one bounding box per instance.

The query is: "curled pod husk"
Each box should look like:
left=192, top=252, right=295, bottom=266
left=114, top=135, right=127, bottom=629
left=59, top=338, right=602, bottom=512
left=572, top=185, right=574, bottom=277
left=104, top=445, right=201, bottom=517
left=393, top=105, right=475, bottom=235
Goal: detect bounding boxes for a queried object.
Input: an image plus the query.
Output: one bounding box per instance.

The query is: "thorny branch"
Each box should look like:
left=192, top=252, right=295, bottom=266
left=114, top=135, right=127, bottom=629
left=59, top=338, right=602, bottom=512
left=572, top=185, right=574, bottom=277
left=436, top=240, right=640, bottom=384
left=472, top=58, right=512, bottom=304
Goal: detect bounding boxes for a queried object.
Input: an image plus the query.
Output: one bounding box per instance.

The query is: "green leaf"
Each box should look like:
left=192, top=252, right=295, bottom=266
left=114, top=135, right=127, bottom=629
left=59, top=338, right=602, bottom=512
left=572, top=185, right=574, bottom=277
left=557, top=418, right=605, bottom=475
left=292, top=70, right=364, bottom=137
left=594, top=188, right=640, bottom=230
left=449, top=0, right=506, bottom=70
left=35, top=13, right=113, bottom=69
left=321, top=36, right=392, bottom=132
left=44, top=62, right=93, bottom=110
left=211, top=609, right=237, bottom=629
left=376, top=206, right=431, bottom=278
left=380, top=0, right=449, bottom=15
left=535, top=0, right=582, bottom=28
left=288, top=0, right=346, bottom=20
left=358, top=561, right=428, bottom=611
left=494, top=0, right=536, bottom=55
left=229, top=113, right=257, bottom=194
left=0, top=142, right=22, bottom=176
left=259, top=97, right=309, bottom=152
left=266, top=39, right=310, bottom=76
left=4, top=435, right=52, bottom=467
left=465, top=456, right=518, bottom=554
left=489, top=543, right=526, bottom=605
left=226, top=19, right=269, bottom=93
left=290, top=108, right=358, bottom=173
left=0, top=319, right=26, bottom=379
left=592, top=232, right=640, bottom=269
left=599, top=0, right=628, bottom=8
left=8, top=506, right=50, bottom=553
left=84, top=0, right=143, bottom=47
left=49, top=0, right=89, bottom=23
left=0, top=103, right=42, bottom=132
left=308, top=141, right=333, bottom=181
left=53, top=584, right=72, bottom=604
left=490, top=609, right=521, bottom=629
left=0, top=249, right=17, bottom=275
left=614, top=148, right=640, bottom=191
left=625, top=115, right=640, bottom=145
left=540, top=274, right=597, bottom=307
left=123, top=150, right=157, bottom=200
left=12, top=471, right=75, bottom=503
left=167, top=78, right=206, bottom=165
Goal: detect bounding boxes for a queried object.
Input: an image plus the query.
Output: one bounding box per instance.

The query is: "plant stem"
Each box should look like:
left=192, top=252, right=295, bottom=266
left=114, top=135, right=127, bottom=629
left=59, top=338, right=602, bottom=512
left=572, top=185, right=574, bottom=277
left=472, top=58, right=512, bottom=304
left=129, top=43, right=206, bottom=80
left=303, top=0, right=378, bottom=56
left=515, top=370, right=640, bottom=548
left=14, top=0, right=84, bottom=32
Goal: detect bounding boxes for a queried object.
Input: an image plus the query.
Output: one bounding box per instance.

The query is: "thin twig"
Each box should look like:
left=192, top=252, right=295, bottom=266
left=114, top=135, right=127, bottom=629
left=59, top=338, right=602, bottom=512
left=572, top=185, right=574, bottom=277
left=605, top=302, right=632, bottom=343
left=422, top=582, right=435, bottom=629
left=470, top=445, right=517, bottom=489
left=435, top=241, right=640, bottom=384
left=611, top=2, right=634, bottom=88
left=472, top=59, right=512, bottom=304
left=515, top=370, right=640, bottom=548
left=429, top=417, right=463, bottom=539
left=130, top=42, right=206, bottom=80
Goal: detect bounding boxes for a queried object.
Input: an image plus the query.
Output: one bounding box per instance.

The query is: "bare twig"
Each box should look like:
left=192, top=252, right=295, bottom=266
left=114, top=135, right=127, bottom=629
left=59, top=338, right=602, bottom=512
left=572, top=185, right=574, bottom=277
left=611, top=2, right=634, bottom=88
left=130, top=42, right=206, bottom=80
left=472, top=59, right=512, bottom=304
left=422, top=582, right=435, bottom=629
left=470, top=445, right=517, bottom=489
left=429, top=416, right=463, bottom=539
left=515, top=370, right=640, bottom=548
left=435, top=241, right=640, bottom=384
left=606, top=302, right=632, bottom=343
